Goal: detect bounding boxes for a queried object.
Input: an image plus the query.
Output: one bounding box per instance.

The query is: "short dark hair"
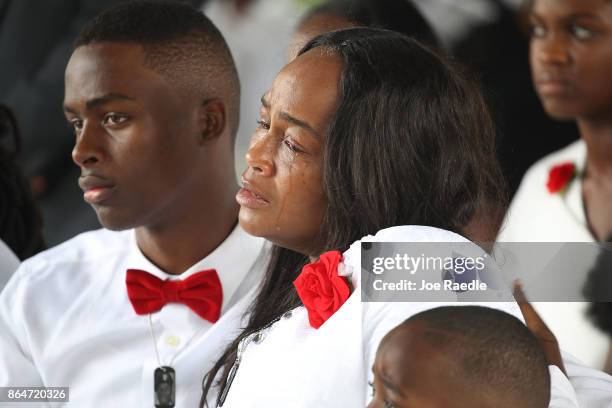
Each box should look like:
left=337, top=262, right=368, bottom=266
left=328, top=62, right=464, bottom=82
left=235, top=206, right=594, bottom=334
left=75, top=0, right=240, bottom=136
left=402, top=306, right=550, bottom=408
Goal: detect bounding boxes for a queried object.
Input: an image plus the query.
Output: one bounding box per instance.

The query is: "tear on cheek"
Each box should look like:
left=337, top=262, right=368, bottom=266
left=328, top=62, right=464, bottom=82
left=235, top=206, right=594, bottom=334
left=279, top=149, right=297, bottom=166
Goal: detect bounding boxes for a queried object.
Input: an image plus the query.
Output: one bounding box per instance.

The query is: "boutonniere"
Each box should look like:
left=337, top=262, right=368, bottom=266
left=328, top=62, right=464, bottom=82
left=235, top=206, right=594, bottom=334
left=293, top=250, right=353, bottom=329
left=546, top=162, right=577, bottom=194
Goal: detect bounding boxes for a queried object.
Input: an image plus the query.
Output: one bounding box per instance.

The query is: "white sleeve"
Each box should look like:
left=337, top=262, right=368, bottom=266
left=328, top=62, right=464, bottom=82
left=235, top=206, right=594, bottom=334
left=549, top=365, right=581, bottom=408
left=562, top=351, right=612, bottom=408
left=0, top=265, right=45, bottom=389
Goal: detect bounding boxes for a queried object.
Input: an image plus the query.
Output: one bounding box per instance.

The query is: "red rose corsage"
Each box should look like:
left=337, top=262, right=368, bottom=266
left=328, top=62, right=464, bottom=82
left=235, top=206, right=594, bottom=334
left=546, top=162, right=576, bottom=194
left=293, top=250, right=351, bottom=329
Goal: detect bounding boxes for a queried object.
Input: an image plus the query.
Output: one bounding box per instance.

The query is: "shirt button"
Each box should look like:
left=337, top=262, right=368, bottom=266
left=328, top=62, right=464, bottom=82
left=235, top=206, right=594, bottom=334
left=165, top=335, right=181, bottom=347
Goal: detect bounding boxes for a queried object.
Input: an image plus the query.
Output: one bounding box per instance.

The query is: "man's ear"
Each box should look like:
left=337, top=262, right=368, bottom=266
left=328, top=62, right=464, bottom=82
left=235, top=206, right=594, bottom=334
left=198, top=98, right=226, bottom=142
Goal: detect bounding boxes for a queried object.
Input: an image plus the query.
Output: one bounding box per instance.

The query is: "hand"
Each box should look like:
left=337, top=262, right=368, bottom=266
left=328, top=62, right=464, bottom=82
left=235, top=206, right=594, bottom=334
left=513, top=280, right=567, bottom=375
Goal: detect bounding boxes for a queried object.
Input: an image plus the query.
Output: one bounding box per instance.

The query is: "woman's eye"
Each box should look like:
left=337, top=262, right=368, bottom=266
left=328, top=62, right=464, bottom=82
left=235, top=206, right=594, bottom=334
left=256, top=119, right=270, bottom=130
left=384, top=400, right=396, bottom=408
left=282, top=138, right=304, bottom=154
left=571, top=25, right=594, bottom=40
left=529, top=23, right=546, bottom=39
left=368, top=380, right=376, bottom=397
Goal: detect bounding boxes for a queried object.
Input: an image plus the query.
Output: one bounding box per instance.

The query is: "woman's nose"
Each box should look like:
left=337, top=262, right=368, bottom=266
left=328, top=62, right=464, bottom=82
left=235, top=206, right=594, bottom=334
left=245, top=133, right=275, bottom=177
left=534, top=34, right=571, bottom=66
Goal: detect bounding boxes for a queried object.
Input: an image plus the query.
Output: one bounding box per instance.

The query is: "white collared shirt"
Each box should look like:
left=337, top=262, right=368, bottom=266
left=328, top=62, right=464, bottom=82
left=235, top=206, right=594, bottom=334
left=550, top=366, right=581, bottom=408
left=0, top=225, right=268, bottom=407
left=499, top=140, right=592, bottom=243
left=220, top=226, right=581, bottom=408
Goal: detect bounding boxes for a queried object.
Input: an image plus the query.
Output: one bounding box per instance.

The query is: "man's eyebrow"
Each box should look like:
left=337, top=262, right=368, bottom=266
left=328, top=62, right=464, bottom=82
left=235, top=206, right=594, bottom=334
left=64, top=92, right=136, bottom=113
left=260, top=94, right=320, bottom=139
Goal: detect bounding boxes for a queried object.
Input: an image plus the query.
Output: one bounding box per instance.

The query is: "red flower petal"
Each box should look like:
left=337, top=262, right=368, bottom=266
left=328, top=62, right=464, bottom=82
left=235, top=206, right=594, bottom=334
left=546, top=162, right=576, bottom=193
left=293, top=250, right=351, bottom=329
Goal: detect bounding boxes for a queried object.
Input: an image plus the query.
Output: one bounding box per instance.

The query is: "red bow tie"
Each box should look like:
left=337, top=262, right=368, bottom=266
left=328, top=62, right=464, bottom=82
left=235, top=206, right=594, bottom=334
left=126, top=269, right=223, bottom=322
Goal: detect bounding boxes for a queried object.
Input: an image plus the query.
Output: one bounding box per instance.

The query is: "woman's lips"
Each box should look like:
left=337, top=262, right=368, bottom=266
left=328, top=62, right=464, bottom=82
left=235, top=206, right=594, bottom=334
left=537, top=80, right=571, bottom=96
left=236, top=187, right=270, bottom=209
left=535, top=72, right=572, bottom=96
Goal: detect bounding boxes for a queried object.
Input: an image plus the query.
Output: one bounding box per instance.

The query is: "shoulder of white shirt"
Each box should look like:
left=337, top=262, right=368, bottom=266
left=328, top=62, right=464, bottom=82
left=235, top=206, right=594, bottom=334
left=13, top=228, right=131, bottom=281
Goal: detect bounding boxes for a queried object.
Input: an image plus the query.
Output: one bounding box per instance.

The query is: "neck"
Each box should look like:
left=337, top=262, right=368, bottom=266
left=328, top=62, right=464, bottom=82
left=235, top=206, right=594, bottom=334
left=578, top=119, right=612, bottom=175
left=135, top=180, right=239, bottom=275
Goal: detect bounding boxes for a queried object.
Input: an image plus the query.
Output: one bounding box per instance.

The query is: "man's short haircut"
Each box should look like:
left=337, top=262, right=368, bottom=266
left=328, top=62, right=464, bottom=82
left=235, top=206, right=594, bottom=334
left=403, top=306, right=550, bottom=408
left=75, top=0, right=240, bottom=137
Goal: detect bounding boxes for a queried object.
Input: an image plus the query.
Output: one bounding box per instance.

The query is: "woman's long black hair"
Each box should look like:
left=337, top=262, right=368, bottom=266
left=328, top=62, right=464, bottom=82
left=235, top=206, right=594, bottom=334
left=201, top=28, right=506, bottom=406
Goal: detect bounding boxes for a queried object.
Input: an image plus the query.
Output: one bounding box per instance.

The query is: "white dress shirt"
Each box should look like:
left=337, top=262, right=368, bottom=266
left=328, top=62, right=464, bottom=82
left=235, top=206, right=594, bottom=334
left=0, top=225, right=267, bottom=407
left=499, top=139, right=612, bottom=407
left=0, top=239, right=19, bottom=291
left=550, top=366, right=581, bottom=408
left=219, top=226, right=582, bottom=407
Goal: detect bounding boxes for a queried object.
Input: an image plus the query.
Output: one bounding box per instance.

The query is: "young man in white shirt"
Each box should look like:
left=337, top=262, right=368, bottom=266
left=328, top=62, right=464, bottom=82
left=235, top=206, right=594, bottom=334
left=0, top=1, right=266, bottom=406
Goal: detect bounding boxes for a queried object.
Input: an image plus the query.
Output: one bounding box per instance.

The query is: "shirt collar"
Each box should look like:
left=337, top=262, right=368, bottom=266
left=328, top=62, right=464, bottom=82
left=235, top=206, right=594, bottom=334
left=562, top=141, right=587, bottom=228
left=125, top=224, right=265, bottom=313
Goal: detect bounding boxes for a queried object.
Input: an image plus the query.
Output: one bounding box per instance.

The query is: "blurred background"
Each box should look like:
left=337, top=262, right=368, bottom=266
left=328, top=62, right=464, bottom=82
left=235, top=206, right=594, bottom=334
left=0, top=0, right=578, bottom=247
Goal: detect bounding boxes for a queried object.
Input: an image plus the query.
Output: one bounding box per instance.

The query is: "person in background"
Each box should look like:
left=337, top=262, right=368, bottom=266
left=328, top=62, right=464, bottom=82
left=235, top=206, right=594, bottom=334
left=0, top=104, right=45, bottom=288
left=0, top=101, right=22, bottom=284
left=287, top=0, right=439, bottom=61
left=498, top=0, right=612, bottom=374
left=0, top=2, right=266, bottom=406
left=453, top=0, right=579, bottom=196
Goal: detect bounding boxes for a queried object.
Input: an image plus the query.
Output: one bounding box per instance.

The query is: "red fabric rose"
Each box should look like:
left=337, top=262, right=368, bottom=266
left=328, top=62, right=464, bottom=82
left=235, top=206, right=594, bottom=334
left=546, top=162, right=576, bottom=193
left=293, top=250, right=350, bottom=329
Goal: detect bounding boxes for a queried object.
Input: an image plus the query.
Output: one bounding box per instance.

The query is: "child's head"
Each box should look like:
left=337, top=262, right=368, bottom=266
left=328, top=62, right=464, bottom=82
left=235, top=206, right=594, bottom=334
left=368, top=306, right=550, bottom=408
left=528, top=0, right=612, bottom=121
